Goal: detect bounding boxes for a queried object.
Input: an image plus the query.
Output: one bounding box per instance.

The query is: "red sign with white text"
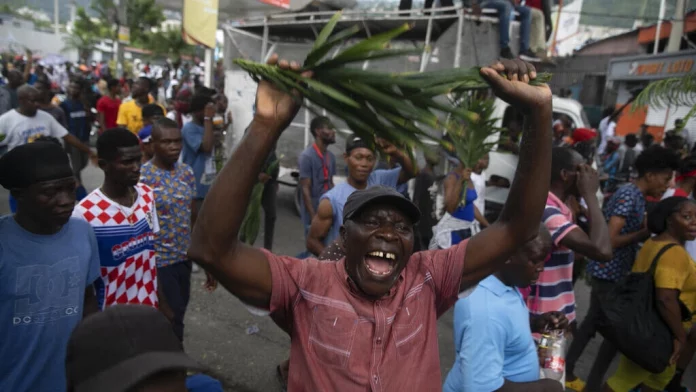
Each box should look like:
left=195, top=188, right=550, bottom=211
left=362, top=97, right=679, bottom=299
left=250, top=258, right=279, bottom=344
left=258, top=0, right=290, bottom=8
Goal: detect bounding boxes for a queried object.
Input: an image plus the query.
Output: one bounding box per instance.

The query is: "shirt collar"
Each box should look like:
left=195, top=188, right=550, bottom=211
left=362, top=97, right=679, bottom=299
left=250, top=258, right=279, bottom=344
left=547, top=191, right=573, bottom=216
left=479, top=275, right=514, bottom=297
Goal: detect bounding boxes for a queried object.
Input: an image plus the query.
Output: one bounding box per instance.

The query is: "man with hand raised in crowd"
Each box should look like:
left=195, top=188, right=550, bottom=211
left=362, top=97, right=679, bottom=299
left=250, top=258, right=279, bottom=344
left=188, top=54, right=553, bottom=391
left=306, top=135, right=416, bottom=256
left=526, top=147, right=612, bottom=328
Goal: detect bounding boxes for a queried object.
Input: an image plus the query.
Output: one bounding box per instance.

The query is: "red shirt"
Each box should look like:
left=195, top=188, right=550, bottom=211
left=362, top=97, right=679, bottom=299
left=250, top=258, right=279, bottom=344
left=96, top=96, right=122, bottom=130
left=265, top=241, right=469, bottom=392
left=526, top=0, right=542, bottom=9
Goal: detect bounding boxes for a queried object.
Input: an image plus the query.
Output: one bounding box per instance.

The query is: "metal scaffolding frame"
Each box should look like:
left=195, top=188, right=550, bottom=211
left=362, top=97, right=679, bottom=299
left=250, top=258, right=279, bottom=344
left=222, top=5, right=505, bottom=147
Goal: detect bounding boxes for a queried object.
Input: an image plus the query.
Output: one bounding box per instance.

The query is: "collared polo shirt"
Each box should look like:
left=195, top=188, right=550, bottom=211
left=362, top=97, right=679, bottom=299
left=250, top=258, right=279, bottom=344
left=527, top=191, right=579, bottom=322
left=266, top=239, right=469, bottom=392
left=443, top=275, right=539, bottom=392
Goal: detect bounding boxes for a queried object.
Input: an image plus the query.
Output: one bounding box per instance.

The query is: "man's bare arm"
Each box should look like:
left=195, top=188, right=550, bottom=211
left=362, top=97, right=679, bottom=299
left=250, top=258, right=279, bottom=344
left=307, top=199, right=334, bottom=256
left=462, top=60, right=553, bottom=291
left=187, top=56, right=305, bottom=309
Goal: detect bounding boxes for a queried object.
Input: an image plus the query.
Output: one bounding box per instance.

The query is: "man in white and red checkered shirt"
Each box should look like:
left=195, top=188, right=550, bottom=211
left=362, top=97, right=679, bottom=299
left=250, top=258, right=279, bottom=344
left=73, top=128, right=163, bottom=310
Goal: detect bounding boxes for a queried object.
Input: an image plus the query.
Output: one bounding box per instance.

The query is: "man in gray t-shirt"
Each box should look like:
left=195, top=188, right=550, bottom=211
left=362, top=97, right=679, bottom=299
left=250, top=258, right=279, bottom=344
left=298, top=116, right=337, bottom=234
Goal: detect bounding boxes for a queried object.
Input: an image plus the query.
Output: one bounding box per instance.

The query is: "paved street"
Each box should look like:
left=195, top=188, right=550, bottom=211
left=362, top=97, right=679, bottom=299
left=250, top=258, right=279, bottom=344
left=4, top=162, right=696, bottom=392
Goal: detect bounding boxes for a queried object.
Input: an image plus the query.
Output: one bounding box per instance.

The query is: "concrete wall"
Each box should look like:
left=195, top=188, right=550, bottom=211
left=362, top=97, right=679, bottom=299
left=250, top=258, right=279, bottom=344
left=574, top=31, right=643, bottom=56
left=0, top=22, right=78, bottom=61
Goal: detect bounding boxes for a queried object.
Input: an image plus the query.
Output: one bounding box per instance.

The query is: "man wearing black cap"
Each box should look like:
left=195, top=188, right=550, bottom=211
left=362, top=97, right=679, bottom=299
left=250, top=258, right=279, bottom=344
left=66, top=305, right=207, bottom=392
left=189, top=55, right=552, bottom=391
left=306, top=135, right=416, bottom=256
left=0, top=142, right=101, bottom=392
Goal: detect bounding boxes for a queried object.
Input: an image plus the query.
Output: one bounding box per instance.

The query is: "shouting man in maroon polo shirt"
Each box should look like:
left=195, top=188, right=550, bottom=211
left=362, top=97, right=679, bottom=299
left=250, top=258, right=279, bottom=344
left=188, top=55, right=553, bottom=391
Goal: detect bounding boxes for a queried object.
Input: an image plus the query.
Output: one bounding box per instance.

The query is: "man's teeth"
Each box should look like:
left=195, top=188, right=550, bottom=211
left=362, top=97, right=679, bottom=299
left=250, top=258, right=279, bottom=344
left=367, top=251, right=396, bottom=260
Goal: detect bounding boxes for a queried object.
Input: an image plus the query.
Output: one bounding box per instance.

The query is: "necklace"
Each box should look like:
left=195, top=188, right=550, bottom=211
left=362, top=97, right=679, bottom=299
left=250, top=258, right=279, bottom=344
left=101, top=186, right=137, bottom=226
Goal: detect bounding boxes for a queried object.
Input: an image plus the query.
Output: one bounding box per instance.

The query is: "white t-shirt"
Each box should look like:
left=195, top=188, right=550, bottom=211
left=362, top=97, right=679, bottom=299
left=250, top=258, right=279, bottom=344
left=166, top=111, right=193, bottom=127
left=471, top=171, right=486, bottom=215
left=597, top=116, right=616, bottom=155
left=0, top=109, right=68, bottom=151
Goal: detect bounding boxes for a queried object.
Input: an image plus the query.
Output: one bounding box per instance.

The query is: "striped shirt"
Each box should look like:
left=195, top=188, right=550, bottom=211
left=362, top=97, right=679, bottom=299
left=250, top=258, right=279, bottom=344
left=527, top=192, right=578, bottom=323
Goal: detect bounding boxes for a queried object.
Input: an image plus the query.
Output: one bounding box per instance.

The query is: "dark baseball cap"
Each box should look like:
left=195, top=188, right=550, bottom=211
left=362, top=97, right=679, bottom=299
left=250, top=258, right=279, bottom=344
left=345, top=135, right=374, bottom=154
left=343, top=185, right=421, bottom=224
left=66, top=305, right=202, bottom=392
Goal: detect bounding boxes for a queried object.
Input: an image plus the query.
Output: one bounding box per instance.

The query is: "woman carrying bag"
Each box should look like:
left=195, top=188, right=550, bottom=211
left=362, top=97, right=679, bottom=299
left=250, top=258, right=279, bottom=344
left=603, top=196, right=696, bottom=392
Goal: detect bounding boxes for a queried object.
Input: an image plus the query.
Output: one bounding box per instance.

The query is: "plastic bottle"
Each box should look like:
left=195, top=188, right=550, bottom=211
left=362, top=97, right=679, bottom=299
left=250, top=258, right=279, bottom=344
left=538, top=330, right=567, bottom=381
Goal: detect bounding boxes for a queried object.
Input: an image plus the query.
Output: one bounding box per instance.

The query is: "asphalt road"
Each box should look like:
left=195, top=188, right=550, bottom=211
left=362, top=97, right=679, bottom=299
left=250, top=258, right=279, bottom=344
left=4, top=162, right=696, bottom=392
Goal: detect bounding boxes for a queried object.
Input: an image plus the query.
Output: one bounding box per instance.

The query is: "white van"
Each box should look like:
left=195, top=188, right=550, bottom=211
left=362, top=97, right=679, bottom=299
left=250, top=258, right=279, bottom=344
left=485, top=96, right=596, bottom=214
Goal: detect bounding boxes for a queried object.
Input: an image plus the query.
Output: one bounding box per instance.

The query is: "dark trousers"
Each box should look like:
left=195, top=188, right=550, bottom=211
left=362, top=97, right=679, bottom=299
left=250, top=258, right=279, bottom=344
left=65, top=144, right=88, bottom=183
left=262, top=180, right=278, bottom=251
left=158, top=261, right=192, bottom=342
left=566, top=277, right=618, bottom=390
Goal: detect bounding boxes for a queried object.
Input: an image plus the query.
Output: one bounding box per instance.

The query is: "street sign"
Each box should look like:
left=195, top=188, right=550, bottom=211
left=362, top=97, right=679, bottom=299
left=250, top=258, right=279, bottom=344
left=118, top=26, right=130, bottom=44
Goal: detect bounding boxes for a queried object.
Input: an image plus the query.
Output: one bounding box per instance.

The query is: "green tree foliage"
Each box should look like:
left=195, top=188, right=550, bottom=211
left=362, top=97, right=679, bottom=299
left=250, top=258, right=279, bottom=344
left=145, top=27, right=195, bottom=68
left=71, top=0, right=165, bottom=47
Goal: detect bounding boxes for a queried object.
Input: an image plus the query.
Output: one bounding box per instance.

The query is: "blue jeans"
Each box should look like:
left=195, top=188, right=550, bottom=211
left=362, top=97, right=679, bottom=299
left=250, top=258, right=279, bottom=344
left=481, top=0, right=531, bottom=51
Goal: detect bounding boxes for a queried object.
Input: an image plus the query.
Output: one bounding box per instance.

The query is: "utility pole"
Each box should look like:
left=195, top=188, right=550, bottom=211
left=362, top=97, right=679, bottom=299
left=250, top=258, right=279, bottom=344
left=654, top=0, right=666, bottom=54
left=667, top=0, right=686, bottom=53
left=114, top=0, right=127, bottom=77
left=54, top=0, right=60, bottom=35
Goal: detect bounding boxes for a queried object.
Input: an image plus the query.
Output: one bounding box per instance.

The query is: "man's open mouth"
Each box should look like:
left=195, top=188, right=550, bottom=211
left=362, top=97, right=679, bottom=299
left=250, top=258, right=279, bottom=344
left=364, top=251, right=396, bottom=276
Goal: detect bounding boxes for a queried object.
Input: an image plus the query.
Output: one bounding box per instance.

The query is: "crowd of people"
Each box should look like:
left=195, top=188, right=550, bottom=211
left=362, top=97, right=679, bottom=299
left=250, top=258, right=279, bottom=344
left=1, top=50, right=696, bottom=392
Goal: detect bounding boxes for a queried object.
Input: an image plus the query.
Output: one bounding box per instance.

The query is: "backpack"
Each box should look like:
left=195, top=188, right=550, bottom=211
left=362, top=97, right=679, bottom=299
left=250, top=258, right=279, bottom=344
left=597, top=244, right=689, bottom=373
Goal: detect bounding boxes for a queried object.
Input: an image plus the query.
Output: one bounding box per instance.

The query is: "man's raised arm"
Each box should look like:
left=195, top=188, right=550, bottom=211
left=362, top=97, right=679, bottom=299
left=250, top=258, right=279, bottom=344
left=187, top=55, right=306, bottom=309
left=460, top=59, right=553, bottom=290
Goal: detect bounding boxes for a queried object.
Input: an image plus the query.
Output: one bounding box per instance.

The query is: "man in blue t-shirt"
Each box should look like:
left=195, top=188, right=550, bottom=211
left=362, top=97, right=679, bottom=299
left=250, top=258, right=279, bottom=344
left=306, top=135, right=416, bottom=256
left=298, top=116, right=337, bottom=235
left=60, top=80, right=90, bottom=195
left=0, top=142, right=100, bottom=392
left=443, top=226, right=566, bottom=392
left=181, top=93, right=217, bottom=214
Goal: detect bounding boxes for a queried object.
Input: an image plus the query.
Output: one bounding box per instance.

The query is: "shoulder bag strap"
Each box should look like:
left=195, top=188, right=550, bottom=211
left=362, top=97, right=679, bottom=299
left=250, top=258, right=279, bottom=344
left=648, top=243, right=678, bottom=276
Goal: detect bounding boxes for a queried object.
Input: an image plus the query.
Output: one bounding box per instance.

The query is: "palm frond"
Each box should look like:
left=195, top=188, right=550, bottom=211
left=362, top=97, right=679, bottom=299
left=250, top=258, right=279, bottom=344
left=233, top=11, right=551, bottom=154
left=633, top=73, right=696, bottom=110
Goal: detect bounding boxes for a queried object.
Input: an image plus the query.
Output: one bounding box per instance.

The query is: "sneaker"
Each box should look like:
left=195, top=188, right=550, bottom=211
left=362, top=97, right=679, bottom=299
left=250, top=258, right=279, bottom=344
left=565, top=377, right=586, bottom=392
left=519, top=49, right=541, bottom=62
left=500, top=47, right=514, bottom=60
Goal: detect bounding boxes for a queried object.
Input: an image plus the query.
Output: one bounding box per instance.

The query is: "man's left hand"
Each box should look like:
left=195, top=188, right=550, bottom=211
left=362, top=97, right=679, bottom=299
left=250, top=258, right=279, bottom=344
left=533, top=311, right=569, bottom=333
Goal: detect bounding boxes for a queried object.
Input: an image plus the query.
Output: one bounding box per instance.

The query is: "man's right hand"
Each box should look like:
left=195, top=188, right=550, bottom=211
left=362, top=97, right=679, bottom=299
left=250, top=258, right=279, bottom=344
left=479, top=59, right=551, bottom=113
left=576, top=164, right=599, bottom=198
left=253, top=54, right=311, bottom=134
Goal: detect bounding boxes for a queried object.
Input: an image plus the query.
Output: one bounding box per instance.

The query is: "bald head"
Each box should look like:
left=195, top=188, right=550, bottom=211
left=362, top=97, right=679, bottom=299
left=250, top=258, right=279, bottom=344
left=17, top=85, right=39, bottom=117
left=7, top=69, right=23, bottom=89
